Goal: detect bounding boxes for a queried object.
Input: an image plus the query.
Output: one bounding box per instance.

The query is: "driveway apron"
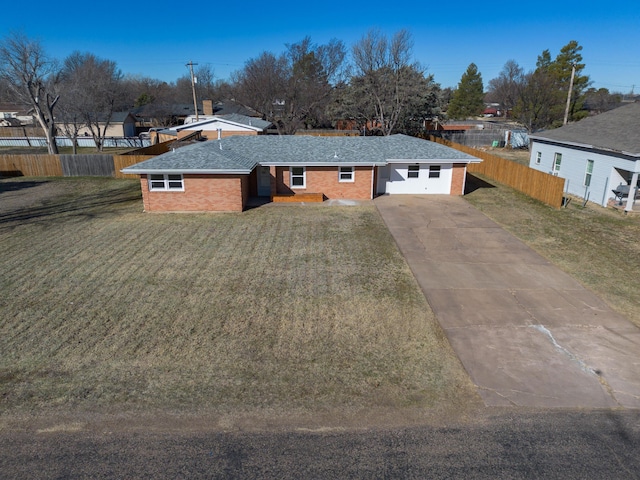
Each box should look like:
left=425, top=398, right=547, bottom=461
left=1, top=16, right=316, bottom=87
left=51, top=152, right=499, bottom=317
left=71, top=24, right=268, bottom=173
left=375, top=195, right=640, bottom=408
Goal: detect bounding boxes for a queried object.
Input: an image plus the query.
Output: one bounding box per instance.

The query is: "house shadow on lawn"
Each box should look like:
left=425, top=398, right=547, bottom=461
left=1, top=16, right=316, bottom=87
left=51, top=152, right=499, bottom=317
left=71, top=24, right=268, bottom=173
left=0, top=178, right=47, bottom=193
left=465, top=173, right=496, bottom=194
left=0, top=180, right=142, bottom=227
left=245, top=196, right=273, bottom=210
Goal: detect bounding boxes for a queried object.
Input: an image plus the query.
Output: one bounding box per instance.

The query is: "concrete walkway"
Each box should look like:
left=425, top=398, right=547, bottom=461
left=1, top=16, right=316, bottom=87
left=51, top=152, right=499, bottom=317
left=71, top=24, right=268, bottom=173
left=375, top=195, right=640, bottom=408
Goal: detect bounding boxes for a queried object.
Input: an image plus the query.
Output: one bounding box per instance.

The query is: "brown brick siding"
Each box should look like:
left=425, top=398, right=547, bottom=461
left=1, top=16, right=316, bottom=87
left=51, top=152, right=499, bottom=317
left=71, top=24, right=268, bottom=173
left=450, top=164, right=467, bottom=195
left=273, top=166, right=374, bottom=200
left=139, top=174, right=248, bottom=212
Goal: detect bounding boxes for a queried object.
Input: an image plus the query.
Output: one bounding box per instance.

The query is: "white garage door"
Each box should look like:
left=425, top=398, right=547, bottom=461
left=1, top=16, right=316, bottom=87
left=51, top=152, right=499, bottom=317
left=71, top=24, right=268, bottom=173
left=378, top=163, right=452, bottom=194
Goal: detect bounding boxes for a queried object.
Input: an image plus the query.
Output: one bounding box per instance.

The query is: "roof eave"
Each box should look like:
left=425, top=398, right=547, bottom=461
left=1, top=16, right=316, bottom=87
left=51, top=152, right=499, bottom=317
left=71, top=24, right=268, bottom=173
left=530, top=137, right=640, bottom=158
left=259, top=161, right=387, bottom=167
left=530, top=136, right=594, bottom=150
left=386, top=158, right=481, bottom=164
left=121, top=168, right=254, bottom=175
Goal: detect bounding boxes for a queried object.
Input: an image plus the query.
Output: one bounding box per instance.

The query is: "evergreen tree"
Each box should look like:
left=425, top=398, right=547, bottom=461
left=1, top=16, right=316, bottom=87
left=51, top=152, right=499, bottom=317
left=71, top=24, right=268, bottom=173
left=548, top=40, right=590, bottom=123
left=447, top=63, right=484, bottom=119
left=510, top=40, right=591, bottom=131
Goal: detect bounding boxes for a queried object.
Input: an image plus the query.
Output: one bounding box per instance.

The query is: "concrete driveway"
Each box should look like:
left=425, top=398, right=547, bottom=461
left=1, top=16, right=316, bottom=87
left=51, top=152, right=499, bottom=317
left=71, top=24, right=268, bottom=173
left=375, top=195, right=640, bottom=408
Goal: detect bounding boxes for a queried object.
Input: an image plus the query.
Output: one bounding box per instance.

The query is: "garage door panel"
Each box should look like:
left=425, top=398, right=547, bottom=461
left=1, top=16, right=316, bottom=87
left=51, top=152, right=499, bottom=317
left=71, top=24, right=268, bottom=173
left=379, top=163, right=452, bottom=194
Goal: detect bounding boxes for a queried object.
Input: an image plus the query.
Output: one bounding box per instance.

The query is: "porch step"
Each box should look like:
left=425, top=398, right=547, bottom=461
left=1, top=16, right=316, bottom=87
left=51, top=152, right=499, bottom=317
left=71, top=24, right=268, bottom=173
left=607, top=198, right=639, bottom=215
left=272, top=193, right=324, bottom=203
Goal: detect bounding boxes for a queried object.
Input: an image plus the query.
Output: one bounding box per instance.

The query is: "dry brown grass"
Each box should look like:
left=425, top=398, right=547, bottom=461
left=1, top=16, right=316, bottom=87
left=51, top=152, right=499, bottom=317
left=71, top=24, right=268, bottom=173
left=0, top=177, right=475, bottom=419
left=478, top=147, right=531, bottom=166
left=465, top=173, right=640, bottom=327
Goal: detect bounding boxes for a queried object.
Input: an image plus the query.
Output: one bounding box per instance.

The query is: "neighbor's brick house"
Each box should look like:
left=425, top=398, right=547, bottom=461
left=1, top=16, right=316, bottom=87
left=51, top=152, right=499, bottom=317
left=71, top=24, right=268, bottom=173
left=122, top=134, right=482, bottom=212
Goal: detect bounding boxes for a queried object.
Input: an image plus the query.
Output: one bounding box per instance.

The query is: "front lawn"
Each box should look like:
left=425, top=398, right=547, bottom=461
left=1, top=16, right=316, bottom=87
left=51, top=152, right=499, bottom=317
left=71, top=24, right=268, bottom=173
left=0, top=177, right=476, bottom=421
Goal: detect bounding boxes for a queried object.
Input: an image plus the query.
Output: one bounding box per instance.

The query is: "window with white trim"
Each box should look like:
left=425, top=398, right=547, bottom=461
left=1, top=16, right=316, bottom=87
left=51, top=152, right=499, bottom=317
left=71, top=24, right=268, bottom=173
left=407, top=165, right=420, bottom=178
left=553, top=153, right=562, bottom=174
left=338, top=166, right=354, bottom=182
left=535, top=151, right=542, bottom=165
left=290, top=166, right=306, bottom=188
left=149, top=174, right=184, bottom=191
left=584, top=159, right=594, bottom=187
left=429, top=165, right=441, bottom=178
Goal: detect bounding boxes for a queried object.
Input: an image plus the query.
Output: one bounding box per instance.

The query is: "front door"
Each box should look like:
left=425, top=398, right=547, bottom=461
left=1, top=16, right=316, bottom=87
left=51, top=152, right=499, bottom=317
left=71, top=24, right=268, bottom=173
left=377, top=165, right=390, bottom=194
left=257, top=166, right=271, bottom=196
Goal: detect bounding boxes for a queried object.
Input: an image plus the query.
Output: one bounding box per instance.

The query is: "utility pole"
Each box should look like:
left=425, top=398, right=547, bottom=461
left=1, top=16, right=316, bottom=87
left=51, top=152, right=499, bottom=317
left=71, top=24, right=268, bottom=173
left=563, top=63, right=576, bottom=125
left=187, top=61, right=199, bottom=121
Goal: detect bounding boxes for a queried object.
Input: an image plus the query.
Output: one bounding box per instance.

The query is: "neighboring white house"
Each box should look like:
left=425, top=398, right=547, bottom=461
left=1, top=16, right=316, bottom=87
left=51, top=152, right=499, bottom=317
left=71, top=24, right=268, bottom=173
left=149, top=114, right=272, bottom=144
left=0, top=103, right=34, bottom=125
left=529, top=102, right=640, bottom=211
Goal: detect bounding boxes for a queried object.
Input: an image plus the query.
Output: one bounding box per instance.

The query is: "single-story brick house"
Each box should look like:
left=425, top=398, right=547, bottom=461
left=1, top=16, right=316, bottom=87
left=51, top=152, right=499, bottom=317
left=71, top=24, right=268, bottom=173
left=529, top=102, right=640, bottom=211
left=121, top=134, right=482, bottom=212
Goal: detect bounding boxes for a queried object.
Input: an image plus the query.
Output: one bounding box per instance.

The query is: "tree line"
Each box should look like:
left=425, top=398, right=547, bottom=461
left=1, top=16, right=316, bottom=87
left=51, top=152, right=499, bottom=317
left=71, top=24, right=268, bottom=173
left=0, top=30, right=624, bottom=155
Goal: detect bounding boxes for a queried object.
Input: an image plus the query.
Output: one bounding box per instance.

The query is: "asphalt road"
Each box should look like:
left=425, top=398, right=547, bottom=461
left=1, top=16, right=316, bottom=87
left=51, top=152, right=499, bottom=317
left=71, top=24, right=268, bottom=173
left=2, top=410, right=639, bottom=479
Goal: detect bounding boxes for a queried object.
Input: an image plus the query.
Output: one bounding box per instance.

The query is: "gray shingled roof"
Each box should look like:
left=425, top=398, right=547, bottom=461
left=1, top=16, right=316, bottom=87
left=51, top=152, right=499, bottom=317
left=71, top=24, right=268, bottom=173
left=530, top=102, right=640, bottom=156
left=122, top=134, right=480, bottom=174
left=122, top=141, right=259, bottom=174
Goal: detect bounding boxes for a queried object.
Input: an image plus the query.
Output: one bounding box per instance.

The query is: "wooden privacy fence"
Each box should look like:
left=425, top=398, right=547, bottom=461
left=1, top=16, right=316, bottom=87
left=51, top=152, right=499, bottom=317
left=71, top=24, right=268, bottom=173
left=114, top=155, right=153, bottom=178
left=429, top=136, right=565, bottom=208
left=0, top=154, right=152, bottom=179
left=0, top=154, right=63, bottom=176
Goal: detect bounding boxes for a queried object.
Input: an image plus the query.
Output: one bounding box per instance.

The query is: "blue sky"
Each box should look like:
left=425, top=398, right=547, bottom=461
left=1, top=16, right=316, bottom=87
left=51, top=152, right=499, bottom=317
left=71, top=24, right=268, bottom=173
left=3, top=1, right=639, bottom=94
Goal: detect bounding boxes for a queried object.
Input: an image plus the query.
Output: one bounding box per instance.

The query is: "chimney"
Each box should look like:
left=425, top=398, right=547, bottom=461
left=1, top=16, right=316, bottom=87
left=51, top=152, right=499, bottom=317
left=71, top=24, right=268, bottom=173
left=203, top=99, right=213, bottom=116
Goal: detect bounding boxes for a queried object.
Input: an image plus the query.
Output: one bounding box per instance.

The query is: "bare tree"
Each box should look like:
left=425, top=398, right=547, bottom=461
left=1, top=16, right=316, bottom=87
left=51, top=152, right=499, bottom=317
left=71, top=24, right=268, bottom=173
left=232, top=51, right=288, bottom=126
left=120, top=75, right=184, bottom=127
left=194, top=64, right=218, bottom=101
left=487, top=60, right=524, bottom=114
left=59, top=52, right=123, bottom=151
left=0, top=75, right=12, bottom=101
left=233, top=37, right=346, bottom=134
left=512, top=69, right=558, bottom=132
left=350, top=29, right=425, bottom=135
left=0, top=33, right=61, bottom=153
left=55, top=81, right=85, bottom=154
left=584, top=87, right=621, bottom=114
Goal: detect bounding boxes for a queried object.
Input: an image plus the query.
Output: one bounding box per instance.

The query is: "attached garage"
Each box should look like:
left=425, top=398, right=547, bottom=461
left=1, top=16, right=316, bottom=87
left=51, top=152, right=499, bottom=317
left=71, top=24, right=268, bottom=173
left=378, top=162, right=454, bottom=195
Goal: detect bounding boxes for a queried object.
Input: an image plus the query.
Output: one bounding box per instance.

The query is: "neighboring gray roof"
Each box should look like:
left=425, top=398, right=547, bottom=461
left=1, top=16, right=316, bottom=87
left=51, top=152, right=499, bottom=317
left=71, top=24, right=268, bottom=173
left=121, top=134, right=480, bottom=174
left=155, top=129, right=178, bottom=137
left=212, top=99, right=262, bottom=117
left=131, top=103, right=202, bottom=117
left=110, top=111, right=136, bottom=123
left=530, top=102, right=640, bottom=157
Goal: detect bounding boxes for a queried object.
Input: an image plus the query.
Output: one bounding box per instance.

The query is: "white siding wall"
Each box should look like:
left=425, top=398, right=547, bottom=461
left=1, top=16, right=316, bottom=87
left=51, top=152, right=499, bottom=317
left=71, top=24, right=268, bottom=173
left=529, top=141, right=640, bottom=206
left=380, top=163, right=452, bottom=194
left=181, top=121, right=253, bottom=132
